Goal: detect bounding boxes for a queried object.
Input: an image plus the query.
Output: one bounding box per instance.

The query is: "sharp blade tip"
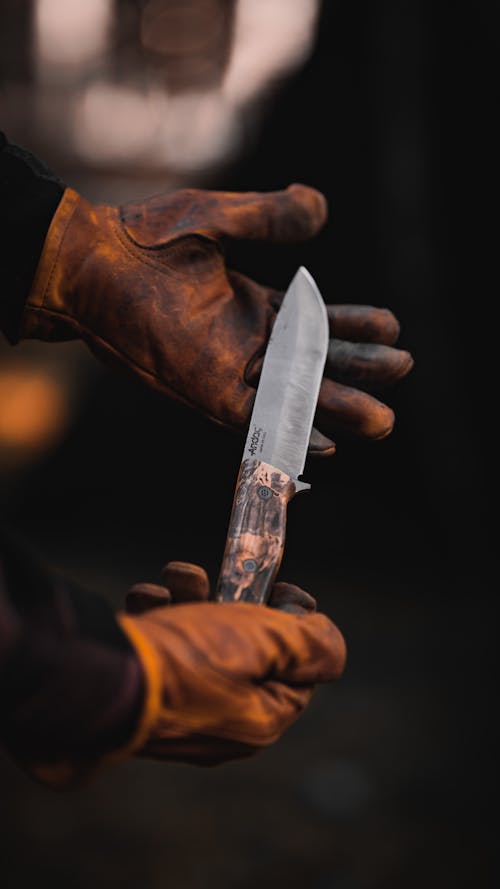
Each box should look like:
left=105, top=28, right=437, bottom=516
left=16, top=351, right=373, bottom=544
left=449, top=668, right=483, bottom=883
left=297, top=264, right=311, bottom=280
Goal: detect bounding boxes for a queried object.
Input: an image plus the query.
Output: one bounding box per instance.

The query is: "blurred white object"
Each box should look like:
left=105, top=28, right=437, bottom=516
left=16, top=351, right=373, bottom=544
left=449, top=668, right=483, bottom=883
left=225, top=0, right=320, bottom=105
left=31, top=0, right=321, bottom=174
left=34, top=0, right=113, bottom=77
left=74, top=84, right=239, bottom=173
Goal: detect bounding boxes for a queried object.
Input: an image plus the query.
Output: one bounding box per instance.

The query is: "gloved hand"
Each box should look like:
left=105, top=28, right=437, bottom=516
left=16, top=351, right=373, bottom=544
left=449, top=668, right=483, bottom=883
left=21, top=185, right=413, bottom=454
left=118, top=562, right=346, bottom=764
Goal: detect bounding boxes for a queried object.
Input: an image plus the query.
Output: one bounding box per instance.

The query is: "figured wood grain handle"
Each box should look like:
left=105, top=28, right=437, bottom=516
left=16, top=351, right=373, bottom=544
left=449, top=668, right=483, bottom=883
left=215, top=459, right=300, bottom=604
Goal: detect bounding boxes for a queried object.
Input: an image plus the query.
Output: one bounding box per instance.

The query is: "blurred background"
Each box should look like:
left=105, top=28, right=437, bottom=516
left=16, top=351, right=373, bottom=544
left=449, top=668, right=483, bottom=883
left=0, top=2, right=496, bottom=887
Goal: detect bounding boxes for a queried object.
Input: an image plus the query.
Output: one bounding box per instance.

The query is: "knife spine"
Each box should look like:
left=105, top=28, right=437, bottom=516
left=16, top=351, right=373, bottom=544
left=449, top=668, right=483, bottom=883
left=215, top=458, right=300, bottom=604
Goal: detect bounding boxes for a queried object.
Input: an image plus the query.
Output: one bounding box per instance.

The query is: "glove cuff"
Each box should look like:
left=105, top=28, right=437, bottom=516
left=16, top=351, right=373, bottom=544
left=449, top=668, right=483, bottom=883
left=114, top=614, right=163, bottom=756
left=21, top=187, right=82, bottom=341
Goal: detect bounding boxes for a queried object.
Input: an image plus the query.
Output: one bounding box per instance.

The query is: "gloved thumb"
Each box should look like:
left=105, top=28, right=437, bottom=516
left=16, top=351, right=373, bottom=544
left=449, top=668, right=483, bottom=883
left=269, top=582, right=317, bottom=615
left=205, top=184, right=328, bottom=243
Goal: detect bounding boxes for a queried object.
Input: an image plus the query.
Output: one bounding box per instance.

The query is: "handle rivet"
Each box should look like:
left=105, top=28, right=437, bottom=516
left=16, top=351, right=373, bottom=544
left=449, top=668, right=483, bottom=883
left=258, top=485, right=273, bottom=500
left=242, top=558, right=258, bottom=573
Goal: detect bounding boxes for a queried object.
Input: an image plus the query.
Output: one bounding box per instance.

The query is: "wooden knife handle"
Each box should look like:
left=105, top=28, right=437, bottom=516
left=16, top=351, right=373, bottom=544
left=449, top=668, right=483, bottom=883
left=215, top=459, right=301, bottom=604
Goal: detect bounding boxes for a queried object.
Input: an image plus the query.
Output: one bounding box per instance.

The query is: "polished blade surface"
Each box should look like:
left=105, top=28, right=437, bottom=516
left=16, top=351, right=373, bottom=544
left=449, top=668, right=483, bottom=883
left=243, top=266, right=328, bottom=479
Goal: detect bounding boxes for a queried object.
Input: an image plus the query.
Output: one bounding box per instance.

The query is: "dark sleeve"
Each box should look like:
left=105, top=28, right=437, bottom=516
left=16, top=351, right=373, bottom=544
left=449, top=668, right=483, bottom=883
left=0, top=131, right=65, bottom=343
left=0, top=529, right=145, bottom=781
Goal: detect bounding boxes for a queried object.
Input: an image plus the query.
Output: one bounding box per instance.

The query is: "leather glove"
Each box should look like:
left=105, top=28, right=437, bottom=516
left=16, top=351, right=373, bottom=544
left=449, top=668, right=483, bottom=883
left=21, top=185, right=413, bottom=454
left=118, top=562, right=346, bottom=765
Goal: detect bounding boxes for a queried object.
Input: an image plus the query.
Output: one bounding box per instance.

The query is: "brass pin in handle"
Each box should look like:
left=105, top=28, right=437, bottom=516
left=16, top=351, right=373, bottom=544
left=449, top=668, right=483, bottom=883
left=215, top=458, right=308, bottom=604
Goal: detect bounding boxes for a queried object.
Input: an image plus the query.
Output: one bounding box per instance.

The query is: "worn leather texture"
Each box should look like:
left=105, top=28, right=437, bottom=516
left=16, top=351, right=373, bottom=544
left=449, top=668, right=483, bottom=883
left=21, top=185, right=413, bottom=449
left=118, top=562, right=346, bottom=765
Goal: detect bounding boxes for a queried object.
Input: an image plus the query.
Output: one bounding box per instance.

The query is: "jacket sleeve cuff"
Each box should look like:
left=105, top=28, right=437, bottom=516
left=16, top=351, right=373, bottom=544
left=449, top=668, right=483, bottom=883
left=23, top=614, right=164, bottom=789
left=0, top=131, right=65, bottom=344
left=0, top=532, right=149, bottom=788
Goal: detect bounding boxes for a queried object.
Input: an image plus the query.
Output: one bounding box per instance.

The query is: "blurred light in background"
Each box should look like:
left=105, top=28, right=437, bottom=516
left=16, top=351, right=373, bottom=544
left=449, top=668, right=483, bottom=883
left=224, top=0, right=320, bottom=105
left=0, top=339, right=98, bottom=476
left=74, top=84, right=239, bottom=172
left=140, top=0, right=237, bottom=91
left=0, top=367, right=68, bottom=466
left=34, top=0, right=113, bottom=76
left=29, top=0, right=321, bottom=175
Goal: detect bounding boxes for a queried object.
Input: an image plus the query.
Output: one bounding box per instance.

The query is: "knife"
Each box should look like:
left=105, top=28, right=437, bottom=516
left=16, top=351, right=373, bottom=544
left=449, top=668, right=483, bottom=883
left=215, top=266, right=329, bottom=604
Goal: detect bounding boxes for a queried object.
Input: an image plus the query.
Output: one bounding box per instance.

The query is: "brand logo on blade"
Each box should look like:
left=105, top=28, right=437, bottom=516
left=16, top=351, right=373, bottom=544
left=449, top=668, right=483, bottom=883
left=248, top=426, right=263, bottom=456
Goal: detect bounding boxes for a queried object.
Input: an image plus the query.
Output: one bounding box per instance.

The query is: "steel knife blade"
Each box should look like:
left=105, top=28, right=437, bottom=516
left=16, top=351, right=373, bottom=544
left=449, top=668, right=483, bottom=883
left=215, top=266, right=329, bottom=604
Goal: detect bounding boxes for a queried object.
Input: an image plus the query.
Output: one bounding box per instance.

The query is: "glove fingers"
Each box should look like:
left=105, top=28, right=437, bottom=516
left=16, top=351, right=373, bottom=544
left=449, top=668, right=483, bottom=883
left=327, top=304, right=402, bottom=345
left=142, top=601, right=346, bottom=685
left=217, top=681, right=313, bottom=749
left=316, top=377, right=395, bottom=441
left=246, top=341, right=406, bottom=439
left=139, top=678, right=310, bottom=762
left=207, top=184, right=328, bottom=242
left=259, top=680, right=314, bottom=736
left=126, top=583, right=172, bottom=614
left=161, top=561, right=211, bottom=603
left=308, top=426, right=336, bottom=457
left=269, top=582, right=317, bottom=614
left=192, top=605, right=346, bottom=685
left=327, top=340, right=414, bottom=390
left=265, top=611, right=347, bottom=685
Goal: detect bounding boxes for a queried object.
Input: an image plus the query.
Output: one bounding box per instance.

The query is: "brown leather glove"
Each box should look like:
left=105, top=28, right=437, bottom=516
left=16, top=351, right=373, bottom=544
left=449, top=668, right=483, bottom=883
left=21, top=185, right=413, bottom=454
left=118, top=562, right=346, bottom=765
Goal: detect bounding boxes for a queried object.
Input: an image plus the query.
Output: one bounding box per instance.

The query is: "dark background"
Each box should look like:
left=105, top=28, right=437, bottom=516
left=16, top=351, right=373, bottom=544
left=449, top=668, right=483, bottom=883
left=0, top=2, right=497, bottom=887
